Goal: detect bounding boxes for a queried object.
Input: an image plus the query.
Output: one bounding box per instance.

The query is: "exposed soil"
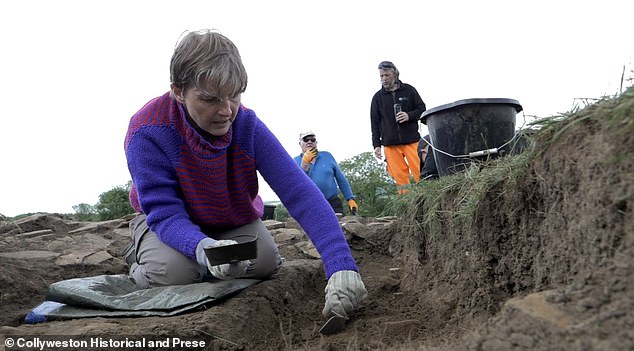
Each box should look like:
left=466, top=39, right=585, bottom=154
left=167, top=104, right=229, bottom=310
left=1, top=92, right=633, bottom=350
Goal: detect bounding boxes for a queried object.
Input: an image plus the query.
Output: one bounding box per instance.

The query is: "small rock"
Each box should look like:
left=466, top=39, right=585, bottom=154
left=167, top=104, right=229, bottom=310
left=272, top=229, right=299, bottom=243
left=341, top=222, right=368, bottom=239
left=263, top=220, right=286, bottom=230
left=295, top=241, right=320, bottom=259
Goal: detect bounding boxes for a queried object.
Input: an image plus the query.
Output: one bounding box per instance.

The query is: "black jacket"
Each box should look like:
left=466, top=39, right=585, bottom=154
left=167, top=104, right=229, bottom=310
left=370, top=82, right=426, bottom=148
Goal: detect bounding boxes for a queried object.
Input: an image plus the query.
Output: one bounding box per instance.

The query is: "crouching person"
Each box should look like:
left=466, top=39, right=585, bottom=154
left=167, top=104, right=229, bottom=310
left=123, top=29, right=367, bottom=320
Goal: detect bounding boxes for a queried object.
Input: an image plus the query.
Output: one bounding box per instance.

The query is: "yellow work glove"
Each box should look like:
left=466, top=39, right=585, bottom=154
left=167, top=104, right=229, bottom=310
left=347, top=199, right=358, bottom=214
left=302, top=147, right=318, bottom=163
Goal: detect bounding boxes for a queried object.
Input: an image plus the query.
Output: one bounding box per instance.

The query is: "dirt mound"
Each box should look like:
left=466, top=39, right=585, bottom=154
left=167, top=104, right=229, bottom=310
left=1, top=90, right=632, bottom=350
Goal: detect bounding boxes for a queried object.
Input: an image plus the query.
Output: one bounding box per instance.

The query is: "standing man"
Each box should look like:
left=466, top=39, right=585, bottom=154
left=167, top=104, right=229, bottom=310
left=370, top=61, right=426, bottom=194
left=294, top=131, right=358, bottom=215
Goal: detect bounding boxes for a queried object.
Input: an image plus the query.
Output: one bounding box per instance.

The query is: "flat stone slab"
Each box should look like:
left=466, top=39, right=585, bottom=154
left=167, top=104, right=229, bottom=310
left=0, top=250, right=60, bottom=260
left=83, top=250, right=116, bottom=265
left=55, top=250, right=94, bottom=265
left=14, top=229, right=54, bottom=239
left=505, top=290, right=575, bottom=329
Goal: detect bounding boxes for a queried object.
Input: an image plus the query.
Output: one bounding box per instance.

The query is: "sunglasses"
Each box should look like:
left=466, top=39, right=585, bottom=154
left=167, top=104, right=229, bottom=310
left=302, top=137, right=316, bottom=142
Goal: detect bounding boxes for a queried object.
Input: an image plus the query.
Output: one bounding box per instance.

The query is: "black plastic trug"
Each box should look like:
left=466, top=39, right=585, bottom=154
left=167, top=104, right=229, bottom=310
left=420, top=98, right=522, bottom=177
left=420, top=98, right=522, bottom=124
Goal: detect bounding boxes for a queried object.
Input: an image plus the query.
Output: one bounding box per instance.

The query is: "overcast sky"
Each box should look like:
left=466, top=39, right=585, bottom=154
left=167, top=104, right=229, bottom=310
left=1, top=0, right=632, bottom=217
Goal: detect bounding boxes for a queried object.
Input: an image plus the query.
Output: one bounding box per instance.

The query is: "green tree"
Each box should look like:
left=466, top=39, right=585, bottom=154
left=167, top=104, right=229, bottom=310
left=339, top=152, right=395, bottom=217
left=93, top=181, right=135, bottom=221
left=72, top=203, right=97, bottom=221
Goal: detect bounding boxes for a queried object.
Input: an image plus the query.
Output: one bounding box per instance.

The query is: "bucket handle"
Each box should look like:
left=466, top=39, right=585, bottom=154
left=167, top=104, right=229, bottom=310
left=422, top=111, right=528, bottom=159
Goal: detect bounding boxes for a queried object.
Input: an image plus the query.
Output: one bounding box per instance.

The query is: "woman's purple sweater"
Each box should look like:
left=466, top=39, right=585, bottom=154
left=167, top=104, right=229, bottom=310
left=124, top=92, right=358, bottom=278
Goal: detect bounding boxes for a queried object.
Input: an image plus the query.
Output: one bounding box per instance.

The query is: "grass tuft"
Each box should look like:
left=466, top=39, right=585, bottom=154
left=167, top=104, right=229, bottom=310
left=393, top=84, right=633, bottom=242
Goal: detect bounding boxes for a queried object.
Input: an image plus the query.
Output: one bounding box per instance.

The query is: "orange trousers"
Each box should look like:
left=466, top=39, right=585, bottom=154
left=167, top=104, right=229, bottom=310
left=384, top=142, right=421, bottom=194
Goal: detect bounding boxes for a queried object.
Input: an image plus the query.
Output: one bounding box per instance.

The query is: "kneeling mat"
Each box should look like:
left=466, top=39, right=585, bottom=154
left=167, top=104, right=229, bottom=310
left=25, top=274, right=260, bottom=323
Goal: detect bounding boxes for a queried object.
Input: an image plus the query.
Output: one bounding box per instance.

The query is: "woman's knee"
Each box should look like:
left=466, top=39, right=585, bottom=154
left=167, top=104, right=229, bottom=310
left=247, top=252, right=282, bottom=279
left=248, top=235, right=282, bottom=279
left=132, top=249, right=203, bottom=288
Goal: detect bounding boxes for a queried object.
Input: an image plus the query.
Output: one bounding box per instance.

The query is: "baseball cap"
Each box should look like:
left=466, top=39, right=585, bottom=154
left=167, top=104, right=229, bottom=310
left=299, top=131, right=315, bottom=140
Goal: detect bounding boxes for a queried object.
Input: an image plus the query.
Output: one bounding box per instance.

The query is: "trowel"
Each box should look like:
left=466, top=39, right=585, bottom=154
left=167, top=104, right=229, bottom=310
left=319, top=312, right=348, bottom=335
left=204, top=237, right=258, bottom=266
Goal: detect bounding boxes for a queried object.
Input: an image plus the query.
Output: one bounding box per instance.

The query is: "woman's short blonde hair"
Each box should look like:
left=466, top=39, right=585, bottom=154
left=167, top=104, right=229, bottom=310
left=170, top=29, right=248, bottom=99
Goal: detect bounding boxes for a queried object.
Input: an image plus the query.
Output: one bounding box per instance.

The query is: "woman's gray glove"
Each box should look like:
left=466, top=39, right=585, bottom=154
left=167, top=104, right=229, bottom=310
left=322, top=270, right=368, bottom=318
left=195, top=238, right=250, bottom=280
